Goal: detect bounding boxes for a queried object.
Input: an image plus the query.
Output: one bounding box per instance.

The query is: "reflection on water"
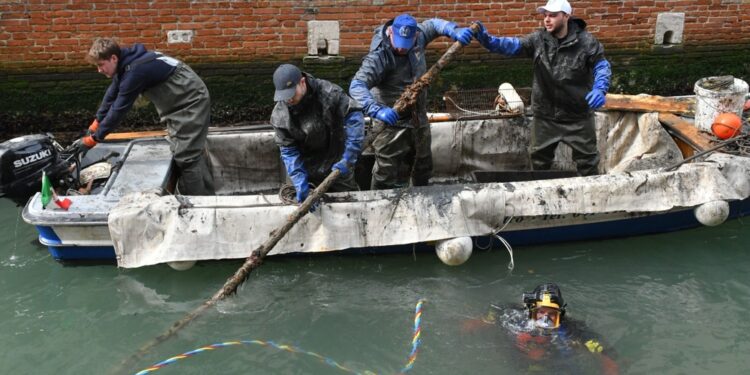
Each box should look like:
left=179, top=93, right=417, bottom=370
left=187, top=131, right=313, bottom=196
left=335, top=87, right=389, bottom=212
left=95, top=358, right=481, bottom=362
left=1, top=198, right=749, bottom=374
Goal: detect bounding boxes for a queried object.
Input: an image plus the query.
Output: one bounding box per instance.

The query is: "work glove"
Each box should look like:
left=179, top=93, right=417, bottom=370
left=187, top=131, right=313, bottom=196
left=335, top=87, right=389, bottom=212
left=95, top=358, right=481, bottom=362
left=588, top=59, right=611, bottom=110
left=474, top=21, right=491, bottom=48
left=280, top=146, right=319, bottom=213
left=448, top=26, right=473, bottom=46
left=473, top=21, right=521, bottom=55
left=585, top=89, right=606, bottom=109
left=86, top=119, right=99, bottom=136
left=332, top=159, right=351, bottom=176
left=295, top=182, right=310, bottom=203
left=374, top=106, right=399, bottom=126
left=349, top=79, right=399, bottom=126
left=332, top=110, right=365, bottom=176
left=296, top=184, right=320, bottom=213
left=71, top=135, right=97, bottom=157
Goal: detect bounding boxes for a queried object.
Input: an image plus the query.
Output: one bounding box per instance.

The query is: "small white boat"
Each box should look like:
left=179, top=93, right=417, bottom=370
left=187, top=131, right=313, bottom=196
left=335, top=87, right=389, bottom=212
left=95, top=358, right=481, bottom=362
left=7, top=100, right=750, bottom=268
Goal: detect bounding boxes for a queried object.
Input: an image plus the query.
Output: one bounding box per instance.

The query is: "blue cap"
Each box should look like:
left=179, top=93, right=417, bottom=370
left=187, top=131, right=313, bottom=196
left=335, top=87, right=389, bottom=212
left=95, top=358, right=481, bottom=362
left=391, top=14, right=418, bottom=49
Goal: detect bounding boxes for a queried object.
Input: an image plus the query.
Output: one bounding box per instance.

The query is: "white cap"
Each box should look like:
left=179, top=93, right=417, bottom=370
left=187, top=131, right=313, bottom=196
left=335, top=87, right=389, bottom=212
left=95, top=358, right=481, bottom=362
left=537, top=0, right=572, bottom=15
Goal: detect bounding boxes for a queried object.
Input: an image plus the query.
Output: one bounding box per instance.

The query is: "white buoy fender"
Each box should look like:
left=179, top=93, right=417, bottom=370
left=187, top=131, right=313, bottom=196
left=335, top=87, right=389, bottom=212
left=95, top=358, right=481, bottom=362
left=694, top=200, right=730, bottom=227
left=168, top=260, right=197, bottom=271
left=435, top=237, right=473, bottom=266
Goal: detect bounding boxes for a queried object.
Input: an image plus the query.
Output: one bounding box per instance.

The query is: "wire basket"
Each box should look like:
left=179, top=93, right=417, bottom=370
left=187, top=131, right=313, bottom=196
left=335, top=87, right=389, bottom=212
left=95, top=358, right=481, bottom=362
left=443, top=86, right=529, bottom=119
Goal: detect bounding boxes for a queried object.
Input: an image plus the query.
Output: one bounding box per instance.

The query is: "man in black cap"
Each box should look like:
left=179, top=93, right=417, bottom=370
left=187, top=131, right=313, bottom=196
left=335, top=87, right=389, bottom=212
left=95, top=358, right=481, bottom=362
left=271, top=64, right=365, bottom=209
left=349, top=14, right=474, bottom=189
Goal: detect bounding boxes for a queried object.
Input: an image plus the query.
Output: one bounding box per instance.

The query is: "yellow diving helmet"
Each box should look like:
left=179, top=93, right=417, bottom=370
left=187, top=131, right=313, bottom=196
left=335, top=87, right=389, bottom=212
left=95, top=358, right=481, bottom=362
left=523, top=283, right=566, bottom=329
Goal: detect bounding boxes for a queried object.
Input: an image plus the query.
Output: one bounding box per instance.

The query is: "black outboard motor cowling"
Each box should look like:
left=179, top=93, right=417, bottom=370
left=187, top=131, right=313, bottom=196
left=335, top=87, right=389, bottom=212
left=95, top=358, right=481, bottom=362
left=0, top=134, right=70, bottom=206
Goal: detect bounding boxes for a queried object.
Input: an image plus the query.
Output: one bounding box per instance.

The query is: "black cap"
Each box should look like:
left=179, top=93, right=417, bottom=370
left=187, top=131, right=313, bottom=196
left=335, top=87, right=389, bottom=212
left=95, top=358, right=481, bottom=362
left=273, top=64, right=302, bottom=102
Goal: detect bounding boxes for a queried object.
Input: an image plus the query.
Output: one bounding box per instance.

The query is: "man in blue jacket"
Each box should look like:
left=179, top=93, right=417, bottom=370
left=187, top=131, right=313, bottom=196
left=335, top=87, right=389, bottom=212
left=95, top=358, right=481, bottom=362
left=476, top=0, right=612, bottom=176
left=271, top=64, right=365, bottom=209
left=349, top=14, right=473, bottom=189
left=76, top=38, right=214, bottom=195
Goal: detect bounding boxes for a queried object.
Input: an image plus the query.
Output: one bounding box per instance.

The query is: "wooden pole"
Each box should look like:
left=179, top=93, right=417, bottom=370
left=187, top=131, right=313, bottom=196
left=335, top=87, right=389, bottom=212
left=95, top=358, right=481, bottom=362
left=114, top=170, right=341, bottom=373
left=117, top=23, right=479, bottom=374
left=664, top=134, right=746, bottom=171
left=364, top=22, right=481, bottom=151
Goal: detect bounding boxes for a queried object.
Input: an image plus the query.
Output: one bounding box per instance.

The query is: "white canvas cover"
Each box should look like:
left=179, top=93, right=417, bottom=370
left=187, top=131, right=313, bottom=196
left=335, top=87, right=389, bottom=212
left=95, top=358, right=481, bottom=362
left=108, top=113, right=750, bottom=268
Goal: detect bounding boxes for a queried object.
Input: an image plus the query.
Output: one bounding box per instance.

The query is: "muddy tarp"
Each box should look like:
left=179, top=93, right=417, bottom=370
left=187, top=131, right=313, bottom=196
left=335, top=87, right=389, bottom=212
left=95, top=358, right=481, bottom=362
left=110, top=151, right=750, bottom=268
left=108, top=112, right=750, bottom=268
left=110, top=185, right=507, bottom=268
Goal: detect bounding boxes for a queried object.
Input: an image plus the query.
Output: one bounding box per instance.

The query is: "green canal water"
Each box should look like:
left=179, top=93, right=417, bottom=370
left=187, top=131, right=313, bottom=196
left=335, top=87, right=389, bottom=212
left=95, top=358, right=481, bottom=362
left=1, top=198, right=749, bottom=374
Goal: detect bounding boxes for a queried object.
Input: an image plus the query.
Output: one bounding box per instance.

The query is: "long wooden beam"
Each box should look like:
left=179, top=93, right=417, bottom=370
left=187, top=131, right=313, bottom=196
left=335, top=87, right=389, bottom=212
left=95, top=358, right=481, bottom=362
left=102, top=130, right=167, bottom=141
left=603, top=94, right=695, bottom=115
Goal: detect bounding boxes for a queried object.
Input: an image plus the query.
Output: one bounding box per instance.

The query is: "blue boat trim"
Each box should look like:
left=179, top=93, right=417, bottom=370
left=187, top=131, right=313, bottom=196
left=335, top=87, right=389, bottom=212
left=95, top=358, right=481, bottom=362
left=35, top=225, right=62, bottom=245
left=47, top=245, right=116, bottom=261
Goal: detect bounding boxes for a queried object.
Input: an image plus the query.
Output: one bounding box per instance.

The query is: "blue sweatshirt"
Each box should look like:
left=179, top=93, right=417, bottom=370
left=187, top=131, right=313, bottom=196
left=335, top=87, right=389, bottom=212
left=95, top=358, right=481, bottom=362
left=93, top=44, right=177, bottom=140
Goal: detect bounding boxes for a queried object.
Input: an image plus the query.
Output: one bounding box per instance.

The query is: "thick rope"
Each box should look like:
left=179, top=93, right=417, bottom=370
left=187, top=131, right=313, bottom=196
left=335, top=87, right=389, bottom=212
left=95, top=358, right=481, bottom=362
left=135, top=299, right=427, bottom=375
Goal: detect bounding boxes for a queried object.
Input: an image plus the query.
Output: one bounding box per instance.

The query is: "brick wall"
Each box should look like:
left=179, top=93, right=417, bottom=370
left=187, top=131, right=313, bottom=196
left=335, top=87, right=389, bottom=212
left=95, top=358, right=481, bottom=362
left=2, top=0, right=750, bottom=132
left=2, top=0, right=750, bottom=70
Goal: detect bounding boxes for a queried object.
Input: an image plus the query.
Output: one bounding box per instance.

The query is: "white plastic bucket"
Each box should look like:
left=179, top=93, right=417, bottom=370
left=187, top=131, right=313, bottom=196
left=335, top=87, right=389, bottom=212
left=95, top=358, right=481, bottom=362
left=693, top=76, right=748, bottom=132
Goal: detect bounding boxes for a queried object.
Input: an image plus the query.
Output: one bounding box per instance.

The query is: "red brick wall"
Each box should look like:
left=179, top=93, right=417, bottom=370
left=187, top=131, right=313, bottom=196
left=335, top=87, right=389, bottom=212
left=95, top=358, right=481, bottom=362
left=1, top=0, right=749, bottom=70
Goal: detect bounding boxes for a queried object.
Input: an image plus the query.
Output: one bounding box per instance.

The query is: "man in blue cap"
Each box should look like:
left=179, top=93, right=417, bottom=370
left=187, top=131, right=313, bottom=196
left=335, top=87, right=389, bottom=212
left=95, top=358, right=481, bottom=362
left=271, top=64, right=365, bottom=209
left=475, top=0, right=612, bottom=176
left=349, top=14, right=473, bottom=189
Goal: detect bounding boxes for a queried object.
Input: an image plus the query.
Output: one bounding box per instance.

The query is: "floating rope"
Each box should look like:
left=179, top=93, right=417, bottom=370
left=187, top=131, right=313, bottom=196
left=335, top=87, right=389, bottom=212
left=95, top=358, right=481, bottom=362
left=398, top=298, right=424, bottom=374
left=135, top=299, right=427, bottom=375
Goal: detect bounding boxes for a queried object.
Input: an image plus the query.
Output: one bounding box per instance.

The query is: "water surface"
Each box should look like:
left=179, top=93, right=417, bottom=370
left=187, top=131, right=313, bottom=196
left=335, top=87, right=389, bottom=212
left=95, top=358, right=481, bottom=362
left=1, top=198, right=748, bottom=374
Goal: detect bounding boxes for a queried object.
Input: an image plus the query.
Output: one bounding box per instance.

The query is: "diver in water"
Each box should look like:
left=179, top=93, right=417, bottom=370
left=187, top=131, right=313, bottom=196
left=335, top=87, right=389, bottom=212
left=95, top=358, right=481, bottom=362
left=464, top=283, right=619, bottom=374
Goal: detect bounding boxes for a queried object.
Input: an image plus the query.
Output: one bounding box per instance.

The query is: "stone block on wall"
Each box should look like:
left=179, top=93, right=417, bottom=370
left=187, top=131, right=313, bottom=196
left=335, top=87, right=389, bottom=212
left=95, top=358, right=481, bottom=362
left=307, top=20, right=340, bottom=56
left=655, top=13, right=684, bottom=45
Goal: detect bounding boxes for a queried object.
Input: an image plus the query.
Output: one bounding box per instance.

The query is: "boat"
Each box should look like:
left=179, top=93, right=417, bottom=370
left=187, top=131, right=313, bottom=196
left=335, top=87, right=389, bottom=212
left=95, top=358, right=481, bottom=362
left=5, top=89, right=750, bottom=269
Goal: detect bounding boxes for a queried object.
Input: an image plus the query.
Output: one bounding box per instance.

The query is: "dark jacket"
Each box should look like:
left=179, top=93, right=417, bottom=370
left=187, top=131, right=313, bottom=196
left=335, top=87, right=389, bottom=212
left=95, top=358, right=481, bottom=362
left=351, top=18, right=454, bottom=128
left=519, top=18, right=606, bottom=121
left=484, top=304, right=618, bottom=374
left=94, top=44, right=178, bottom=140
left=271, top=73, right=363, bottom=181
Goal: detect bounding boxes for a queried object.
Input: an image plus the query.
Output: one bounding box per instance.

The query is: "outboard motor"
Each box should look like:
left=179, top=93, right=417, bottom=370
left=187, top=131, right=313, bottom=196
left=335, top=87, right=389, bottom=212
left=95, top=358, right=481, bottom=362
left=0, top=134, right=71, bottom=206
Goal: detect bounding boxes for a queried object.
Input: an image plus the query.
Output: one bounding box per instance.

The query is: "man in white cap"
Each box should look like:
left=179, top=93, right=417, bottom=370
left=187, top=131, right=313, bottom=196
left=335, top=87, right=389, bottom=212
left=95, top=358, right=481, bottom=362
left=349, top=14, right=474, bottom=189
left=475, top=0, right=611, bottom=176
left=270, top=64, right=365, bottom=210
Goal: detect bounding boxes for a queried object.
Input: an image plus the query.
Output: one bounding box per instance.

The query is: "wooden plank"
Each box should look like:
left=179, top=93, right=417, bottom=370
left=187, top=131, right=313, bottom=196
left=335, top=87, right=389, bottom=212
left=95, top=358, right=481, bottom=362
left=658, top=112, right=716, bottom=152
left=103, top=130, right=167, bottom=141
left=603, top=94, right=695, bottom=115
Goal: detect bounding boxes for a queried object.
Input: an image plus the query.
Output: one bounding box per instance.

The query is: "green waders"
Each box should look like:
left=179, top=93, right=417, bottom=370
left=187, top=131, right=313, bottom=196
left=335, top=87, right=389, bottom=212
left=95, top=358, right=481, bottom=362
left=371, top=125, right=432, bottom=189
left=530, top=116, right=600, bottom=177
left=144, top=64, right=215, bottom=195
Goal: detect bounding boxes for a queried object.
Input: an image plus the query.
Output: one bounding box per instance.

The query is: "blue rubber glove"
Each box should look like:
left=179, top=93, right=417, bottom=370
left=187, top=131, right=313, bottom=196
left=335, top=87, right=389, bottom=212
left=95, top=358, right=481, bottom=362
left=280, top=145, right=311, bottom=204
left=349, top=79, right=400, bottom=126
left=332, top=160, right=350, bottom=175
left=448, top=26, right=473, bottom=46
left=296, top=182, right=310, bottom=203
left=585, top=89, right=606, bottom=109
left=374, top=106, right=399, bottom=125
left=332, top=110, right=365, bottom=176
left=474, top=21, right=521, bottom=55
left=587, top=59, right=611, bottom=109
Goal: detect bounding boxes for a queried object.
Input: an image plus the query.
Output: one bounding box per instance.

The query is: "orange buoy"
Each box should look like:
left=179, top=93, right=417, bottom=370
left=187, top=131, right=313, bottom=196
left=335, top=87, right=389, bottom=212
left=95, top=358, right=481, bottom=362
left=711, top=112, right=742, bottom=139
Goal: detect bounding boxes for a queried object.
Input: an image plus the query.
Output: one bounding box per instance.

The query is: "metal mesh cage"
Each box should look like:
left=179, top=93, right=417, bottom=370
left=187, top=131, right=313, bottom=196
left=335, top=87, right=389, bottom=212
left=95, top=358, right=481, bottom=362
left=442, top=86, right=529, bottom=119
